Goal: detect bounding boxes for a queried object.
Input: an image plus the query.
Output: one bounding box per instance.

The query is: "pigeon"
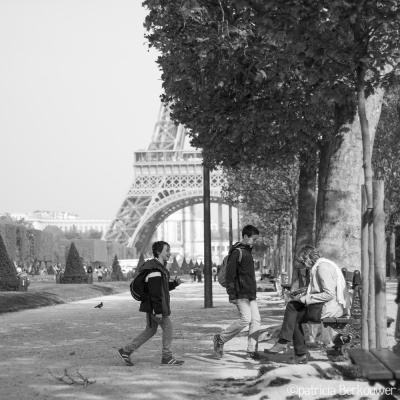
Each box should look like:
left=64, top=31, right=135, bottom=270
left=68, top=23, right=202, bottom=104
left=94, top=302, right=103, bottom=309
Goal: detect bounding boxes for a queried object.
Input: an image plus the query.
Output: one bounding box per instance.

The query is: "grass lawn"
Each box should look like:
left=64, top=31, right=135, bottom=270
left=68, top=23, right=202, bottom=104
left=0, top=276, right=130, bottom=314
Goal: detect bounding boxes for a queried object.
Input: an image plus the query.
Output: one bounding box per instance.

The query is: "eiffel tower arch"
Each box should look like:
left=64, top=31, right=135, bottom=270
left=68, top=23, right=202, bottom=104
left=104, top=104, right=228, bottom=255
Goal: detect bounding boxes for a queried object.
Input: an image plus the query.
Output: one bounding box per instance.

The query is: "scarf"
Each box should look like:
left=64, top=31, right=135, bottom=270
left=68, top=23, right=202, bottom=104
left=307, top=257, right=351, bottom=309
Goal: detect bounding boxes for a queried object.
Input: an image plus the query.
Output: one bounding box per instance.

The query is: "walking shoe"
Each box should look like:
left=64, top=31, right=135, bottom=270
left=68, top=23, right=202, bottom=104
left=246, top=351, right=269, bottom=361
left=263, top=342, right=288, bottom=354
left=213, top=334, right=224, bottom=358
left=161, top=356, right=185, bottom=366
left=117, top=348, right=134, bottom=366
left=288, top=354, right=308, bottom=364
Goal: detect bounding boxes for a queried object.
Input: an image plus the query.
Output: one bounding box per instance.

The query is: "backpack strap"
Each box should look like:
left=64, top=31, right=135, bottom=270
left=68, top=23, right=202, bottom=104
left=237, top=248, right=243, bottom=264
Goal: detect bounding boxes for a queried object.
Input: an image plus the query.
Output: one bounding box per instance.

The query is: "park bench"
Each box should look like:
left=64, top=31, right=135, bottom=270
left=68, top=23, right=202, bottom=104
left=281, top=267, right=394, bottom=353
left=347, top=348, right=400, bottom=393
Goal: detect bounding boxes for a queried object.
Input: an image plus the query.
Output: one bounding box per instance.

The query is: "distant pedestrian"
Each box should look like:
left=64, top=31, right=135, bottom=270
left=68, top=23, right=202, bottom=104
left=212, top=265, right=218, bottom=282
left=97, top=267, right=103, bottom=282
left=117, top=241, right=184, bottom=367
left=189, top=268, right=195, bottom=283
left=195, top=266, right=202, bottom=283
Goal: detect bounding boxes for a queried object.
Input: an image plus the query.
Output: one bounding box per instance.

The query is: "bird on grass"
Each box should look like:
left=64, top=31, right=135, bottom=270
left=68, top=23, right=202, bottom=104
left=94, top=302, right=103, bottom=309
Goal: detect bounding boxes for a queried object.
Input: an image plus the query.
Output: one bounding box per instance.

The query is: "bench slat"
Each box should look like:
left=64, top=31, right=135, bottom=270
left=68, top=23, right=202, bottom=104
left=347, top=349, right=394, bottom=381
left=370, top=349, right=400, bottom=379
left=322, top=317, right=350, bottom=324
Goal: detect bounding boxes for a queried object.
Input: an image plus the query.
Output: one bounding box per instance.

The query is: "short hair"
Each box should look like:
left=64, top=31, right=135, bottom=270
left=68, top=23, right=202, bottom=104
left=296, top=245, right=321, bottom=266
left=152, top=241, right=170, bottom=258
left=242, top=225, right=259, bottom=238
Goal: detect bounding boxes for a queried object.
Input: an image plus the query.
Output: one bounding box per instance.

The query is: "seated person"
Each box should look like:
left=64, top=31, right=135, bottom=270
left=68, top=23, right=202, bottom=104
left=265, top=245, right=351, bottom=364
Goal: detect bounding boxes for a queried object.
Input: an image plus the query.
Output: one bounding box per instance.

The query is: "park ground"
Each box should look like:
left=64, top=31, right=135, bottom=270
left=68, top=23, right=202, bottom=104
left=0, top=276, right=399, bottom=400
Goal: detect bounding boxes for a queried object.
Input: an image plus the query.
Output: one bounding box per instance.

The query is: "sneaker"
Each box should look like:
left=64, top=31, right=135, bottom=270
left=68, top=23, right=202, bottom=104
left=213, top=334, right=224, bottom=358
left=263, top=342, right=288, bottom=354
left=288, top=354, right=308, bottom=364
left=117, top=348, right=134, bottom=366
left=246, top=351, right=269, bottom=361
left=161, top=356, right=185, bottom=366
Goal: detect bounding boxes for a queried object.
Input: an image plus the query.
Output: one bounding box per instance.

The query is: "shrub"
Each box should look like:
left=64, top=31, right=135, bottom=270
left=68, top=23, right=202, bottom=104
left=171, top=256, right=181, bottom=275
left=181, top=258, right=189, bottom=274
left=0, top=234, right=19, bottom=291
left=111, top=255, right=123, bottom=281
left=61, top=242, right=87, bottom=284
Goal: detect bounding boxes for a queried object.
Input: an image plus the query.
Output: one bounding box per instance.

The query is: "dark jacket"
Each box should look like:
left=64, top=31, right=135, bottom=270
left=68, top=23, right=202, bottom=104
left=226, top=242, right=257, bottom=301
left=139, top=259, right=178, bottom=316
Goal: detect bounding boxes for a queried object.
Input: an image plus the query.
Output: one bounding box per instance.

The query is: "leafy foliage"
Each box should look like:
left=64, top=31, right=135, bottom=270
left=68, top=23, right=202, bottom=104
left=0, top=234, right=19, bottom=291
left=143, top=0, right=336, bottom=169
left=223, top=158, right=299, bottom=241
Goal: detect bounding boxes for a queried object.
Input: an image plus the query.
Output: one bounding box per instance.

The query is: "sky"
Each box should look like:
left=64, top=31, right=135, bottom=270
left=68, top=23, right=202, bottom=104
left=0, top=0, right=167, bottom=219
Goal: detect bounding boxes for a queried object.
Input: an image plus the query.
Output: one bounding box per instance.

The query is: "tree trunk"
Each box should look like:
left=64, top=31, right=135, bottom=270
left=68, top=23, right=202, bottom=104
left=316, top=88, right=384, bottom=270
left=290, top=152, right=317, bottom=288
left=316, top=139, right=331, bottom=241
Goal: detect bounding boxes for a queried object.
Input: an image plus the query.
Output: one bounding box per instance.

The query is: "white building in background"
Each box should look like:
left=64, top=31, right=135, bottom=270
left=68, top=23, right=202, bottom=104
left=152, top=203, right=232, bottom=265
left=9, top=211, right=111, bottom=235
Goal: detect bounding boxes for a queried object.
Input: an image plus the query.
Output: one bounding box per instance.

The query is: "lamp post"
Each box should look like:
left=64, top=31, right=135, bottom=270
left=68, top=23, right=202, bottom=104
left=203, top=164, right=213, bottom=308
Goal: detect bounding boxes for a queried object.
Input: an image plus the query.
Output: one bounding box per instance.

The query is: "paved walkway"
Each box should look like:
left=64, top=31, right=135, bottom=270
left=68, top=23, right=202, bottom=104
left=0, top=279, right=398, bottom=399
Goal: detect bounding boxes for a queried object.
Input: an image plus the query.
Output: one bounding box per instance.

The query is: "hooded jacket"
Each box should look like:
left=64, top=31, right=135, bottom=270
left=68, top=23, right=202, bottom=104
left=225, top=242, right=257, bottom=301
left=139, top=259, right=178, bottom=316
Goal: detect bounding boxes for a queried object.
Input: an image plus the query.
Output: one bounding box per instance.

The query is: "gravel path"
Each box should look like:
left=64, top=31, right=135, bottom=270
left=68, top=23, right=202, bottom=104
left=1, top=279, right=399, bottom=400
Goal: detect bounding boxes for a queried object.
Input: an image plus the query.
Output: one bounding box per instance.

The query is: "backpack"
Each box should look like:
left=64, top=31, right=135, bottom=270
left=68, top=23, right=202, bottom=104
left=218, top=247, right=243, bottom=288
left=130, top=269, right=153, bottom=301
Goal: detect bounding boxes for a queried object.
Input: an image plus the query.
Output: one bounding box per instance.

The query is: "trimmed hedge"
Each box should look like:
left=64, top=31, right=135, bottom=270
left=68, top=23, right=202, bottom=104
left=111, top=255, right=123, bottom=281
left=60, top=275, right=89, bottom=284
left=0, top=234, right=19, bottom=291
left=62, top=242, right=87, bottom=284
left=0, top=224, right=131, bottom=270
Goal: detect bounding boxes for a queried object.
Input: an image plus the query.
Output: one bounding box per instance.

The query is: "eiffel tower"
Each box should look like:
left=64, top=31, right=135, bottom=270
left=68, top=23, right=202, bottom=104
left=104, top=104, right=227, bottom=255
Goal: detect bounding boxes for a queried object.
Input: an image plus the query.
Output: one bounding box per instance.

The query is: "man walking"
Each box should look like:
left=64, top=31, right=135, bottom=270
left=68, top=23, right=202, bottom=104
left=117, top=241, right=184, bottom=366
left=213, top=225, right=266, bottom=360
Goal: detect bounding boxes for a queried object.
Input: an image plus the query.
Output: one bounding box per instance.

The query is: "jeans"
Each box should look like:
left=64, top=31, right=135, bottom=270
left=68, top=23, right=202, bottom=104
left=220, top=298, right=260, bottom=352
left=123, top=314, right=173, bottom=359
left=278, top=300, right=307, bottom=355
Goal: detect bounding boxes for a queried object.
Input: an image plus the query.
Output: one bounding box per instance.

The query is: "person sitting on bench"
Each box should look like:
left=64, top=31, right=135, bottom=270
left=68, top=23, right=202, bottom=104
left=265, top=245, right=351, bottom=364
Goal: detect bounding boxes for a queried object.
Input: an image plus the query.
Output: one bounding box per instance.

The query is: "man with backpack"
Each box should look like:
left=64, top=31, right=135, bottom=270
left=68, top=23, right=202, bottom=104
left=214, top=225, right=266, bottom=360
left=117, top=241, right=184, bottom=367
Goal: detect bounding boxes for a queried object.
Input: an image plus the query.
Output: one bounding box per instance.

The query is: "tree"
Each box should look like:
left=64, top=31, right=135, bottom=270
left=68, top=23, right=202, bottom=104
left=62, top=242, right=87, bottom=283
left=0, top=234, right=18, bottom=291
left=372, top=85, right=400, bottom=226
left=223, top=158, right=299, bottom=243
left=189, top=259, right=194, bottom=271
left=181, top=257, right=189, bottom=274
left=111, top=255, right=124, bottom=281
left=171, top=256, right=180, bottom=275
left=82, top=230, right=103, bottom=240
left=372, top=85, right=400, bottom=278
left=143, top=0, right=400, bottom=270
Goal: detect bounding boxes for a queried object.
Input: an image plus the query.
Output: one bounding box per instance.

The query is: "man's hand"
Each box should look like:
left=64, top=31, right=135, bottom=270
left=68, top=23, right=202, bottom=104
left=229, top=298, right=237, bottom=305
left=289, top=293, right=305, bottom=303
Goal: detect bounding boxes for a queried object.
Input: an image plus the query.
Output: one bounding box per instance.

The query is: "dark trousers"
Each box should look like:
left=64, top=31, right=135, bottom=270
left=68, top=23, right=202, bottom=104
left=278, top=301, right=307, bottom=356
